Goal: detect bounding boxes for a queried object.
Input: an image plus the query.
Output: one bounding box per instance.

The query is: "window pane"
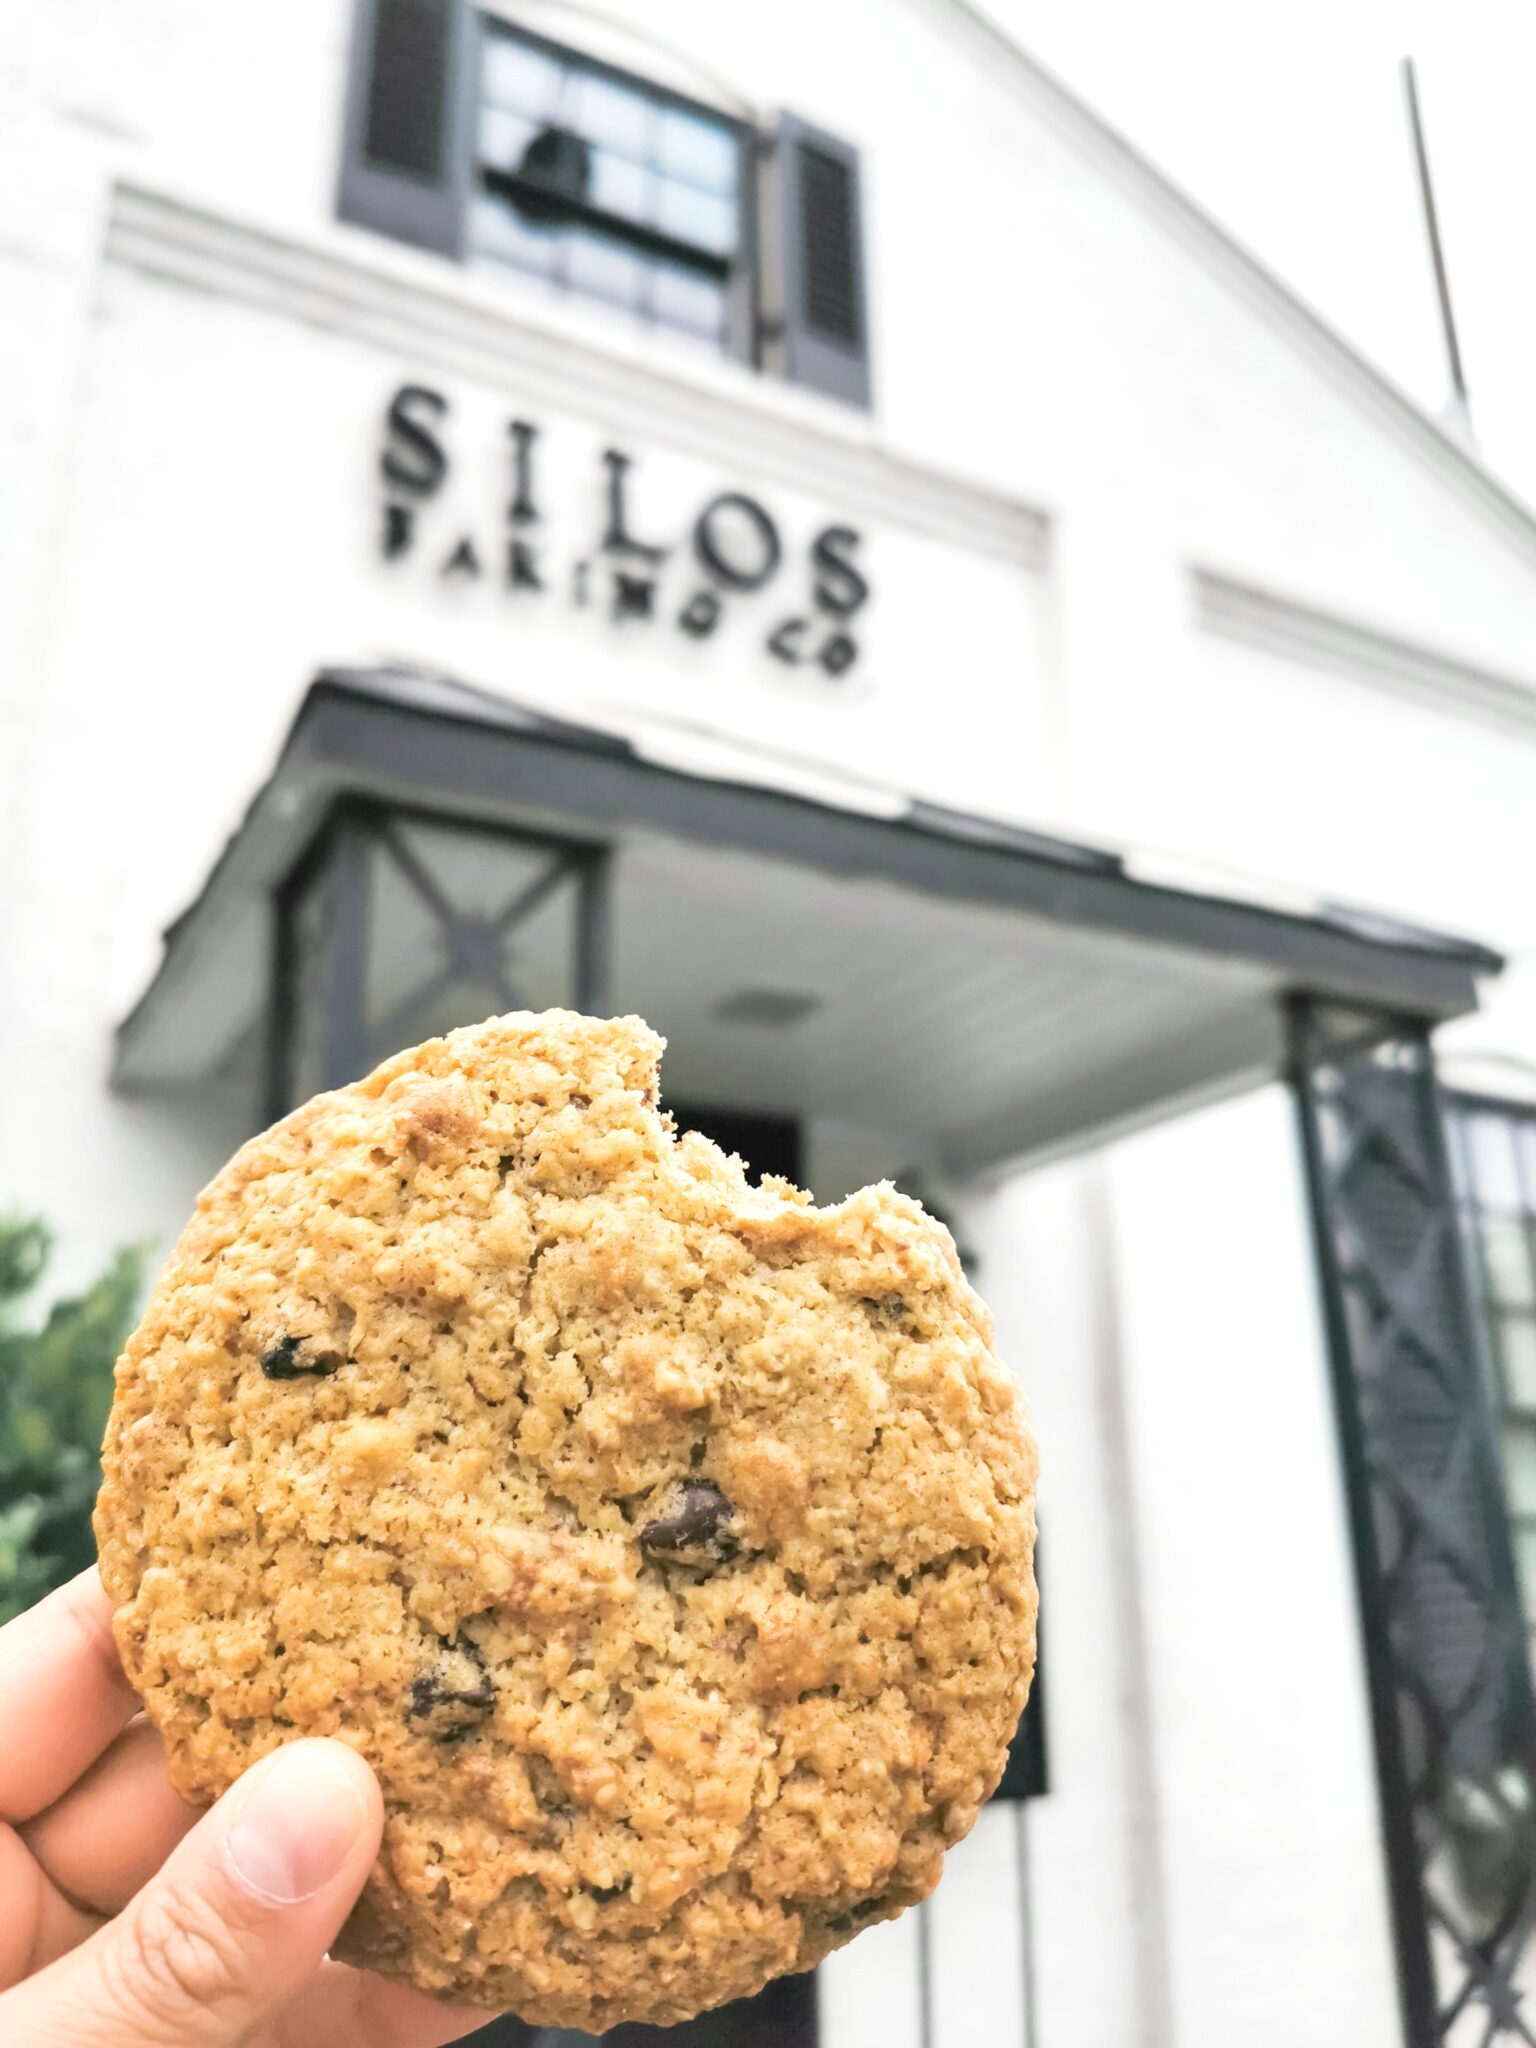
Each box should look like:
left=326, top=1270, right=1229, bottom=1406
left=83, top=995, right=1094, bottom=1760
left=1447, top=1109, right=1479, bottom=1198
left=655, top=176, right=735, bottom=257
left=478, top=105, right=540, bottom=174
left=482, top=35, right=562, bottom=118
left=651, top=261, right=724, bottom=340
left=568, top=69, right=651, bottom=157
left=565, top=227, right=647, bottom=309
left=1502, top=1316, right=1536, bottom=1411
left=467, top=193, right=559, bottom=278
left=590, top=147, right=651, bottom=225
left=1467, top=1113, right=1525, bottom=1212
left=472, top=33, right=733, bottom=358
left=1485, top=1219, right=1536, bottom=1309
left=1506, top=1422, right=1536, bottom=1515
left=656, top=106, right=738, bottom=191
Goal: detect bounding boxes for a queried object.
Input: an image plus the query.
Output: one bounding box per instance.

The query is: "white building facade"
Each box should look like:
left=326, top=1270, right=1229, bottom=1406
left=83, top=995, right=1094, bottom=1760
left=7, top=5, right=1536, bottom=2046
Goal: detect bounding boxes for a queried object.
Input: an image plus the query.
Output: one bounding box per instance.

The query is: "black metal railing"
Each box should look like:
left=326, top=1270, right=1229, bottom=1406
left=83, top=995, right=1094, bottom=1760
left=1293, top=1001, right=1536, bottom=2046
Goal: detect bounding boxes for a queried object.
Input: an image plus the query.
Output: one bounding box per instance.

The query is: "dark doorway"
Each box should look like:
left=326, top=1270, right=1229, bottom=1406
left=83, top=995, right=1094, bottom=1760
left=667, top=1102, right=804, bottom=1187
left=461, top=1968, right=818, bottom=2047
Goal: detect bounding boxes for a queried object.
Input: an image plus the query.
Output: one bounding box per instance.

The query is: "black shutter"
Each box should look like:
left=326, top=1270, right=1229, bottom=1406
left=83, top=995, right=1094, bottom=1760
left=337, top=0, right=476, bottom=258
left=770, top=114, right=871, bottom=408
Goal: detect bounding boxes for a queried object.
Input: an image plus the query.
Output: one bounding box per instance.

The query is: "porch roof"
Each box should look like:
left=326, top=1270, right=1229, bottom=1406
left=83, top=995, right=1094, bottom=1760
left=113, top=666, right=1501, bottom=1174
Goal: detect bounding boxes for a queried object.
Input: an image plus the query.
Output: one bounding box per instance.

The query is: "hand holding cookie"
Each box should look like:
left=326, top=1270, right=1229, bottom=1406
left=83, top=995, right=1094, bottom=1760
left=0, top=1569, right=478, bottom=2048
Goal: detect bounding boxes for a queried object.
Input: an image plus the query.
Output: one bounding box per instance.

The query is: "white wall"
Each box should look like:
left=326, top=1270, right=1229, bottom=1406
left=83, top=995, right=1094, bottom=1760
left=1103, top=1085, right=1399, bottom=2048
left=970, top=1156, right=1163, bottom=2048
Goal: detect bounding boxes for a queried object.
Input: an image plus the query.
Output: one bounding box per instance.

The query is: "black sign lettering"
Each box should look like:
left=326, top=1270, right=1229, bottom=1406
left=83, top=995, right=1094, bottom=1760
left=602, top=449, right=669, bottom=563
left=768, top=616, right=809, bottom=663
left=678, top=589, right=723, bottom=638
left=382, top=501, right=415, bottom=560
left=508, top=420, right=540, bottom=525
left=811, top=525, right=869, bottom=618
left=695, top=493, right=782, bottom=592
left=820, top=632, right=859, bottom=676
left=375, top=397, right=873, bottom=688
left=612, top=570, right=657, bottom=619
left=382, top=384, right=449, bottom=496
left=507, top=539, right=542, bottom=590
left=441, top=535, right=482, bottom=579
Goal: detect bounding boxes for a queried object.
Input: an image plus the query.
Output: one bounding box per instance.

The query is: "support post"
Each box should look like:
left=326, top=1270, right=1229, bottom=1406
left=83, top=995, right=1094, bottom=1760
left=319, top=806, right=376, bottom=1094
left=1291, top=999, right=1536, bottom=2045
left=576, top=848, right=614, bottom=1017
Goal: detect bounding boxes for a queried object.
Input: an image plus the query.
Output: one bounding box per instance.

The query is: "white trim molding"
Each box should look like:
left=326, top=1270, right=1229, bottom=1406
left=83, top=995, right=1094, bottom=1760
left=102, top=179, right=1050, bottom=570
left=1192, top=567, right=1536, bottom=735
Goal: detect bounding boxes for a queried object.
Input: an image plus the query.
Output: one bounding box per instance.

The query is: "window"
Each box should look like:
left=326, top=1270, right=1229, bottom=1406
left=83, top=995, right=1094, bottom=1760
left=469, top=23, right=745, bottom=353
left=338, top=1, right=871, bottom=404
left=1445, top=1093, right=1536, bottom=1651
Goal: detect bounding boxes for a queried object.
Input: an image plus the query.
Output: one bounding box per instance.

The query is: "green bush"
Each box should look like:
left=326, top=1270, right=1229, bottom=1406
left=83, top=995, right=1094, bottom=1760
left=0, top=1217, right=144, bottom=1624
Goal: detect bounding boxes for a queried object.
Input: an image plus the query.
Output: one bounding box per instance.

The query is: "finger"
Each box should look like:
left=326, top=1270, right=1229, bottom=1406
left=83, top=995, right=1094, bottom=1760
left=22, top=1718, right=198, bottom=1918
left=0, top=1569, right=139, bottom=1824
left=5, top=1739, right=384, bottom=2048
left=0, top=1823, right=102, bottom=1988
left=275, top=1960, right=488, bottom=2048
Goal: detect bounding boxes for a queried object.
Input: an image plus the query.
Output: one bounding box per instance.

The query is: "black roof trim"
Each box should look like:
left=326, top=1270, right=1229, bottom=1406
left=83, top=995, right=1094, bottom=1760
left=307, top=665, right=1501, bottom=978
left=116, top=664, right=1503, bottom=1068
left=903, top=797, right=1122, bottom=874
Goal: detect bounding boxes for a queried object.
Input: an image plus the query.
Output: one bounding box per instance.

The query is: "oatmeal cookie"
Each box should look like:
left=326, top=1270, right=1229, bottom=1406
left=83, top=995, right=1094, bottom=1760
left=95, top=1011, right=1036, bottom=2029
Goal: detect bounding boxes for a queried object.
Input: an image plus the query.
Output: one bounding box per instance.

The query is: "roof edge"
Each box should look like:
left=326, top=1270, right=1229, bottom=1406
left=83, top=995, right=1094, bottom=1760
left=304, top=666, right=1505, bottom=983
left=927, top=0, right=1536, bottom=564
left=115, top=664, right=1501, bottom=1093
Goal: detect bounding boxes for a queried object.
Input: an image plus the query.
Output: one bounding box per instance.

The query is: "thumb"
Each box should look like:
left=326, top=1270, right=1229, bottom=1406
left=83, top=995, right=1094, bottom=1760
left=10, top=1738, right=383, bottom=2048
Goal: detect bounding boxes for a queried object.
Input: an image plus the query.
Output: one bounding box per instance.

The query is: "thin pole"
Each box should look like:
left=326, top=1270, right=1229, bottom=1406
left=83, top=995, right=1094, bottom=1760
left=1401, top=55, right=1470, bottom=417
left=575, top=850, right=613, bottom=1016
left=1015, top=1801, right=1038, bottom=2048
left=916, top=1898, right=934, bottom=2048
left=320, top=807, right=374, bottom=1092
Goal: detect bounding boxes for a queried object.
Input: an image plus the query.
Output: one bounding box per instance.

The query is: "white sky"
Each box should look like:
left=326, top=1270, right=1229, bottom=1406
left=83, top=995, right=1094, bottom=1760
left=979, top=0, right=1536, bottom=506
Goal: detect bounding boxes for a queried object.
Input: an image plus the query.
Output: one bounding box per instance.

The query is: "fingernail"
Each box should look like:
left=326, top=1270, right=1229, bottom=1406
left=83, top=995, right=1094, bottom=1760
left=225, top=1743, right=371, bottom=1904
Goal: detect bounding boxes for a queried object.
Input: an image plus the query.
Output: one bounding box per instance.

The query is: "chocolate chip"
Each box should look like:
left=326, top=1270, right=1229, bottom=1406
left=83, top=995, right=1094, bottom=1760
left=526, top=1754, right=573, bottom=1815
left=260, top=1336, right=341, bottom=1380
left=569, top=1093, right=591, bottom=1110
left=828, top=1895, right=891, bottom=1933
left=640, top=1478, right=736, bottom=1568
left=585, top=1878, right=631, bottom=1903
left=408, top=1635, right=494, bottom=1737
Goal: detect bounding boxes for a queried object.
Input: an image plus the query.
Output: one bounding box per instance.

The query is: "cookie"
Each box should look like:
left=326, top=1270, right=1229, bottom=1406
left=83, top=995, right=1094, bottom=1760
left=95, top=1011, right=1037, bottom=2030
